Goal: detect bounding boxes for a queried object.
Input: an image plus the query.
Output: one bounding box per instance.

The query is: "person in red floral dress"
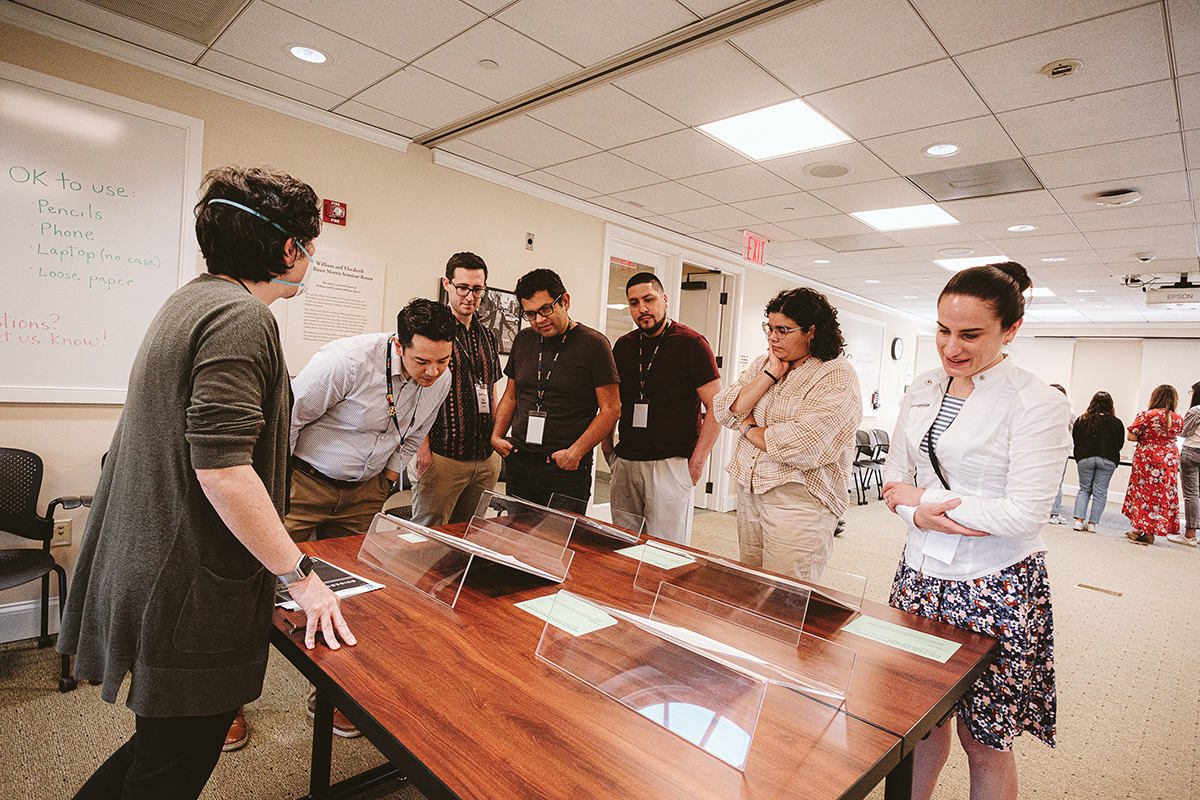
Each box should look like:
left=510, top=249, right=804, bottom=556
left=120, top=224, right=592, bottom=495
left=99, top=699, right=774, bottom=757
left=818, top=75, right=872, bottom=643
left=1123, top=384, right=1183, bottom=544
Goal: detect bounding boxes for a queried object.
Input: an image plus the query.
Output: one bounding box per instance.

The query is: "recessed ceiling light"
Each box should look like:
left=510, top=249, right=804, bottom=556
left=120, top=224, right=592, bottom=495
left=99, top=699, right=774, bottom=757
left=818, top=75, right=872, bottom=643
left=924, top=143, right=960, bottom=157
left=939, top=247, right=975, bottom=256
left=813, top=259, right=831, bottom=264
left=1030, top=287, right=1055, bottom=297
left=1077, top=289, right=1095, bottom=293
left=903, top=295, right=918, bottom=299
left=289, top=45, right=327, bottom=64
left=1041, top=257, right=1066, bottom=262
left=934, top=255, right=1010, bottom=272
left=1095, top=305, right=1110, bottom=308
left=479, top=59, right=499, bottom=69
left=606, top=303, right=626, bottom=310
left=865, top=279, right=880, bottom=284
left=852, top=204, right=959, bottom=231
left=1007, top=224, right=1038, bottom=232
left=699, top=99, right=852, bottom=161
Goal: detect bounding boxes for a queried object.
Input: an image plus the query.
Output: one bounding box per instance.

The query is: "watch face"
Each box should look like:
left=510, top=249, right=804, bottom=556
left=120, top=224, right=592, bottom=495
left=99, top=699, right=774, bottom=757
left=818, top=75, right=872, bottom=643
left=891, top=337, right=904, bottom=360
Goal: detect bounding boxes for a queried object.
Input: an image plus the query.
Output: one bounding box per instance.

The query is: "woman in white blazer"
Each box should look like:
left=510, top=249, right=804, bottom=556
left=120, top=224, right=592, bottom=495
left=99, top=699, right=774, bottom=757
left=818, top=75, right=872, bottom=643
left=882, top=262, right=1070, bottom=800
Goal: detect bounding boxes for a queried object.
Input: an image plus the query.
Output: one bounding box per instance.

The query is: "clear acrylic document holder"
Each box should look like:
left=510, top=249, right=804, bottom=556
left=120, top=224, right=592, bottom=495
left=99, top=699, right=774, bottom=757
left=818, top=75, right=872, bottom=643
left=547, top=492, right=645, bottom=544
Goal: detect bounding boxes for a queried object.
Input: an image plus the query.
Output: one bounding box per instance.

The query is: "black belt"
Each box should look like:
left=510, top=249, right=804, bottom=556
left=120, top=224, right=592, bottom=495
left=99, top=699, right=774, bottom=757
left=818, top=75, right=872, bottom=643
left=292, top=457, right=371, bottom=490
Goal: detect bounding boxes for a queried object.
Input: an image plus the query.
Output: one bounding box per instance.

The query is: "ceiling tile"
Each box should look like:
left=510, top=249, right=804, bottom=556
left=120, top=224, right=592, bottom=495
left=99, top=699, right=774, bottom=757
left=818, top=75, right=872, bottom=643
left=210, top=2, right=404, bottom=95
left=939, top=189, right=1066, bottom=222
left=965, top=213, right=1080, bottom=239
left=542, top=152, right=663, bottom=194
left=1168, top=0, right=1200, bottom=77
left=1189, top=133, right=1200, bottom=170
left=460, top=115, right=598, bottom=168
left=901, top=240, right=1007, bottom=259
left=760, top=141, right=899, bottom=189
left=1095, top=241, right=1200, bottom=262
left=1070, top=200, right=1196, bottom=232
left=1026, top=134, right=1186, bottom=189
left=461, top=0, right=510, bottom=11
left=528, top=85, right=684, bottom=149
left=729, top=0, right=945, bottom=96
left=612, top=42, right=795, bottom=126
left=777, top=214, right=875, bottom=239
left=198, top=50, right=346, bottom=108
left=435, top=139, right=535, bottom=172
left=678, top=164, right=799, bottom=204
left=498, top=0, right=698, bottom=67
left=1001, top=232, right=1093, bottom=254
left=611, top=128, right=750, bottom=179
left=587, top=195, right=655, bottom=217
left=666, top=204, right=764, bottom=230
left=1180, top=73, right=1200, bottom=131
left=954, top=5, right=1170, bottom=113
left=809, top=177, right=933, bottom=213
left=998, top=80, right=1180, bottom=156
left=1083, top=224, right=1198, bottom=250
left=864, top=116, right=1021, bottom=175
left=611, top=182, right=717, bottom=215
left=676, top=0, right=745, bottom=17
left=643, top=215, right=701, bottom=235
left=354, top=66, right=493, bottom=129
left=24, top=0, right=207, bottom=60
left=806, top=59, right=990, bottom=140
left=1049, top=171, right=1190, bottom=212
left=520, top=170, right=603, bottom=199
left=730, top=192, right=839, bottom=223
left=274, top=0, right=485, bottom=62
left=334, top=100, right=428, bottom=137
left=413, top=19, right=580, bottom=103
left=767, top=240, right=838, bottom=258
left=910, top=0, right=1146, bottom=55
left=883, top=226, right=979, bottom=246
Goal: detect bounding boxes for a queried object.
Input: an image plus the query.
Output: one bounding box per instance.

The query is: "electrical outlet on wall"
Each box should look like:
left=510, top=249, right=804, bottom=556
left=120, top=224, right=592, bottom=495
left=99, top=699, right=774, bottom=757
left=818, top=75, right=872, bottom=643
left=52, top=519, right=71, bottom=547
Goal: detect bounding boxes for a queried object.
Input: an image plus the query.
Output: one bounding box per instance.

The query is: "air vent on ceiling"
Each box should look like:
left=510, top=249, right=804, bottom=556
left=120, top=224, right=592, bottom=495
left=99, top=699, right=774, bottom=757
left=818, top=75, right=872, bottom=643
left=907, top=158, right=1044, bottom=202
left=82, top=0, right=248, bottom=45
left=1096, top=189, right=1141, bottom=206
left=811, top=233, right=900, bottom=252
left=804, top=162, right=853, bottom=179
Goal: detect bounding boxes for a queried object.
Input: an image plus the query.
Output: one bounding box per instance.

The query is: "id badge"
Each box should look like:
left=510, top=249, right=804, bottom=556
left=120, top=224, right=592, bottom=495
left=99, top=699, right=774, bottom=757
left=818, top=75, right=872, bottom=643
left=527, top=410, right=547, bottom=445
left=632, top=402, right=649, bottom=428
left=475, top=382, right=490, bottom=413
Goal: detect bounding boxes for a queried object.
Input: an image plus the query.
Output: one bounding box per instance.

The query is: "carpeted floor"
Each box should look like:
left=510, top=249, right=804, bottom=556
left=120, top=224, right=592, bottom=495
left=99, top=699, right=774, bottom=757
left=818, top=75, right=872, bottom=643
left=2, top=492, right=1197, bottom=800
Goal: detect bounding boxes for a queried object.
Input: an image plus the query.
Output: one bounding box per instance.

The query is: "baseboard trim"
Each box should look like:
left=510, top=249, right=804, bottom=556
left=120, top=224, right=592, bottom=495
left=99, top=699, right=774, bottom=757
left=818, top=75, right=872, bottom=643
left=0, top=597, right=62, bottom=645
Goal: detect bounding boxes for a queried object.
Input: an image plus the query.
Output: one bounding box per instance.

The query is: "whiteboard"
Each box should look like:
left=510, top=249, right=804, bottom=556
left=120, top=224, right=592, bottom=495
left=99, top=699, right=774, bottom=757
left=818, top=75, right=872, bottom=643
left=839, top=310, right=885, bottom=418
left=0, top=62, right=202, bottom=403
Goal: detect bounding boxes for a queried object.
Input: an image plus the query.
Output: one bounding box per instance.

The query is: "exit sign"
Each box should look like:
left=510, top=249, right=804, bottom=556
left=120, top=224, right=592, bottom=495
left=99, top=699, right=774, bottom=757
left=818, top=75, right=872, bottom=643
left=743, top=230, right=767, bottom=264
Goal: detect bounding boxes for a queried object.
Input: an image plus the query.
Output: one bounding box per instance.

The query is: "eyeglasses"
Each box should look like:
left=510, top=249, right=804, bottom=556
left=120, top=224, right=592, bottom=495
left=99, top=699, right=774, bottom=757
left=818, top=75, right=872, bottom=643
left=762, top=322, right=803, bottom=339
left=450, top=282, right=486, bottom=297
left=522, top=295, right=563, bottom=321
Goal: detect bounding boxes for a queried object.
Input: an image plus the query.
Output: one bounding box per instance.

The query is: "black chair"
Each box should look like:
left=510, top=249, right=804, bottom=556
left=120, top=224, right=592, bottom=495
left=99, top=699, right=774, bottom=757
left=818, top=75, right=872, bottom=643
left=0, top=447, right=92, bottom=692
left=851, top=431, right=875, bottom=505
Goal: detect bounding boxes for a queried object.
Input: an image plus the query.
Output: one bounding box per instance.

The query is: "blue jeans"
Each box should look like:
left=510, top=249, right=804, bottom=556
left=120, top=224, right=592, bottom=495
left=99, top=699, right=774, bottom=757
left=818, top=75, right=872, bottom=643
left=1072, top=456, right=1117, bottom=525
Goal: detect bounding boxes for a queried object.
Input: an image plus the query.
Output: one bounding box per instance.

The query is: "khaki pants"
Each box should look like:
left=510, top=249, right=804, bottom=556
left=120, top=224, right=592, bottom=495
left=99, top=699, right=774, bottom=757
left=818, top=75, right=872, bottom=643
left=736, top=482, right=836, bottom=582
left=411, top=451, right=502, bottom=528
left=609, top=456, right=695, bottom=544
left=284, top=466, right=392, bottom=543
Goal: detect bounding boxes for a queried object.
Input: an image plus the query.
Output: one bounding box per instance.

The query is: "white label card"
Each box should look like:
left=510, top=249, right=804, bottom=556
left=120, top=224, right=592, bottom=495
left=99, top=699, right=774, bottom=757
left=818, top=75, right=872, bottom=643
left=527, top=412, right=546, bottom=445
left=632, top=402, right=649, bottom=428
left=921, top=530, right=961, bottom=563
left=475, top=383, right=490, bottom=413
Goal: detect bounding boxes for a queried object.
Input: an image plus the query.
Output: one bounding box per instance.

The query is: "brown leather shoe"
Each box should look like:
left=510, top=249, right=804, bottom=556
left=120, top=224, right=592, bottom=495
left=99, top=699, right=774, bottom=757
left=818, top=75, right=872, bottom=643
left=306, top=706, right=361, bottom=738
left=223, top=708, right=248, bottom=752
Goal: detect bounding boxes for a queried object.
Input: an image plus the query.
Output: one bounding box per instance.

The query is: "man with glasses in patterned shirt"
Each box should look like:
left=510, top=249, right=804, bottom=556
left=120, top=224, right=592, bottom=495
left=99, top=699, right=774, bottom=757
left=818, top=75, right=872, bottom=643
left=412, top=253, right=503, bottom=526
left=491, top=269, right=620, bottom=506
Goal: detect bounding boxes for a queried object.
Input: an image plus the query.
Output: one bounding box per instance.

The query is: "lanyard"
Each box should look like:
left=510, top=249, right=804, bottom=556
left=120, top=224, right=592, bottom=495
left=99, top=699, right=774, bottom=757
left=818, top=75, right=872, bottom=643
left=384, top=336, right=421, bottom=438
left=455, top=320, right=486, bottom=383
left=537, top=324, right=572, bottom=410
left=637, top=320, right=667, bottom=401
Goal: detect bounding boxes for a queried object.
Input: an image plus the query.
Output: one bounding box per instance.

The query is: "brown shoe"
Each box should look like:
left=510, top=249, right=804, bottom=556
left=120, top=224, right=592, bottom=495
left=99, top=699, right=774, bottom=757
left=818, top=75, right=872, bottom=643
left=306, top=706, right=361, bottom=738
left=223, top=708, right=248, bottom=752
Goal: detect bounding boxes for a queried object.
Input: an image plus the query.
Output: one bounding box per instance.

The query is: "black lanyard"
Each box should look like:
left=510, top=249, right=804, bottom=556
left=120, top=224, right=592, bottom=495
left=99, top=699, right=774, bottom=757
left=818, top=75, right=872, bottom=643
left=385, top=336, right=421, bottom=438
left=924, top=380, right=956, bottom=490
left=536, top=324, right=572, bottom=410
left=637, top=321, right=667, bottom=401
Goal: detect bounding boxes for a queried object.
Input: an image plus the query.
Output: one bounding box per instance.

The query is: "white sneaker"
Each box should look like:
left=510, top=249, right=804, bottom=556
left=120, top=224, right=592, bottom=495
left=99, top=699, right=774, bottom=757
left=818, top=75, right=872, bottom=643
left=1072, top=519, right=1085, bottom=531
left=1049, top=515, right=1067, bottom=525
left=1087, top=522, right=1096, bottom=533
left=1167, top=533, right=1197, bottom=547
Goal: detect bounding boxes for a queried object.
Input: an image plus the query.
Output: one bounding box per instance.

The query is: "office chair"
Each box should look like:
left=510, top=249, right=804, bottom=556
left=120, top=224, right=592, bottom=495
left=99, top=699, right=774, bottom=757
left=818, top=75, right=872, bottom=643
left=0, top=447, right=92, bottom=692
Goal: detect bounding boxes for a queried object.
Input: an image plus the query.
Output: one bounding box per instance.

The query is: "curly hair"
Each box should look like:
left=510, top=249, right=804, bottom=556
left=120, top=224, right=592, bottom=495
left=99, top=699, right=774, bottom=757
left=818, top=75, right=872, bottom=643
left=194, top=165, right=320, bottom=282
left=765, top=287, right=845, bottom=361
left=397, top=298, right=456, bottom=348
left=1076, top=391, right=1116, bottom=441
left=514, top=269, right=566, bottom=302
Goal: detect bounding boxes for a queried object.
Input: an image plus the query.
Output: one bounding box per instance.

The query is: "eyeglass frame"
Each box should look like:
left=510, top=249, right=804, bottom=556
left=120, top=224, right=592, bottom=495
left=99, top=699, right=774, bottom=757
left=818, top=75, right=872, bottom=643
left=762, top=321, right=806, bottom=339
left=449, top=281, right=487, bottom=297
left=522, top=294, right=564, bottom=321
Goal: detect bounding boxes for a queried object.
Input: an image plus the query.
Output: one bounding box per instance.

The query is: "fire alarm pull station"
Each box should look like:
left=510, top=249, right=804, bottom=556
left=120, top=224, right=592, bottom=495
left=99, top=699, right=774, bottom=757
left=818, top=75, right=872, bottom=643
left=323, top=199, right=347, bottom=226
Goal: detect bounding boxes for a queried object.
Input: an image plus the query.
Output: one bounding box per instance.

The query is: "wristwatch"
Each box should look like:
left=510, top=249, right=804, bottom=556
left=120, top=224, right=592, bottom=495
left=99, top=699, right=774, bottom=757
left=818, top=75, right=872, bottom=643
left=278, top=554, right=314, bottom=586
left=741, top=423, right=757, bottom=440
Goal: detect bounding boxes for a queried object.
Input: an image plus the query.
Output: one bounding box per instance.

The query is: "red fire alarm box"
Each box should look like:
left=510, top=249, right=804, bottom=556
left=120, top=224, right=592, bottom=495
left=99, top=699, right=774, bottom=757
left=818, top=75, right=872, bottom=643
left=323, top=199, right=347, bottom=226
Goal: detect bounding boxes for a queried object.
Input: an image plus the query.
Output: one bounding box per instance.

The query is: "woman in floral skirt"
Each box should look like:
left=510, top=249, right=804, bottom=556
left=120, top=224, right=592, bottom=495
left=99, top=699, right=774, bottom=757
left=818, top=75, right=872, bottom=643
left=1123, top=384, right=1183, bottom=545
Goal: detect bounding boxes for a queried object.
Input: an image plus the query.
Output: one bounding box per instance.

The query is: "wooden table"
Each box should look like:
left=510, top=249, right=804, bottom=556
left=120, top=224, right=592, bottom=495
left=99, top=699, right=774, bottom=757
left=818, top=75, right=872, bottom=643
left=271, top=528, right=996, bottom=800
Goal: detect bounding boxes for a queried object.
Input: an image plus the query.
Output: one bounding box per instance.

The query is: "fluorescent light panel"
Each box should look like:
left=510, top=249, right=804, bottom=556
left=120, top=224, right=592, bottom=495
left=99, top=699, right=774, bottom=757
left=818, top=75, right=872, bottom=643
left=934, top=255, right=1010, bottom=271
left=852, top=204, right=960, bottom=231
left=699, top=99, right=851, bottom=160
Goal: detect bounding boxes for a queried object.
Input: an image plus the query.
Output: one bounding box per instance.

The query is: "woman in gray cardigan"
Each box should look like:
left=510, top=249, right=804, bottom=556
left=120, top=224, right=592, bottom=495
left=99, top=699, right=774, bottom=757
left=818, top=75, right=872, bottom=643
left=59, top=165, right=355, bottom=799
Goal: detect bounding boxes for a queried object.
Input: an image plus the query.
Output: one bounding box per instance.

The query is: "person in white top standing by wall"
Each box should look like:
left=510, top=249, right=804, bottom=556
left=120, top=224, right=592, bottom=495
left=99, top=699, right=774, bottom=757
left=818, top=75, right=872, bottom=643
left=881, top=261, right=1070, bottom=800
left=1171, top=381, right=1200, bottom=546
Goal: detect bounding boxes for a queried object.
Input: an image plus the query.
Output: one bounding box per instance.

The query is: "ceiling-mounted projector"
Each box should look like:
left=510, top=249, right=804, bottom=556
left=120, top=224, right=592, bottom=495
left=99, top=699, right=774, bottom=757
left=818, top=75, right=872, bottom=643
left=1144, top=275, right=1200, bottom=305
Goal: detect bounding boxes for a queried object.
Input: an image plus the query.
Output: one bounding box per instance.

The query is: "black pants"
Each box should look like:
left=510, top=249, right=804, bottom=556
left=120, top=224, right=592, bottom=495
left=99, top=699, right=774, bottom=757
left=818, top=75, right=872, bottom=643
left=505, top=447, right=592, bottom=507
left=73, top=707, right=240, bottom=800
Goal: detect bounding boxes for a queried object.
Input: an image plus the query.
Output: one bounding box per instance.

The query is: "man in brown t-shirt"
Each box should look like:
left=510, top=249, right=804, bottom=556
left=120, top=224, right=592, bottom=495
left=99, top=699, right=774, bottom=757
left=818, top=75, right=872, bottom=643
left=602, top=273, right=722, bottom=544
left=492, top=268, right=620, bottom=506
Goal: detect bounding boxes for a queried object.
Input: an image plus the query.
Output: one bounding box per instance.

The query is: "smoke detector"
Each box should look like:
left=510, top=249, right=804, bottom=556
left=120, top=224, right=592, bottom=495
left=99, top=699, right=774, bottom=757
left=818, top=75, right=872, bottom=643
left=1095, top=189, right=1141, bottom=206
left=1041, top=59, right=1083, bottom=79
